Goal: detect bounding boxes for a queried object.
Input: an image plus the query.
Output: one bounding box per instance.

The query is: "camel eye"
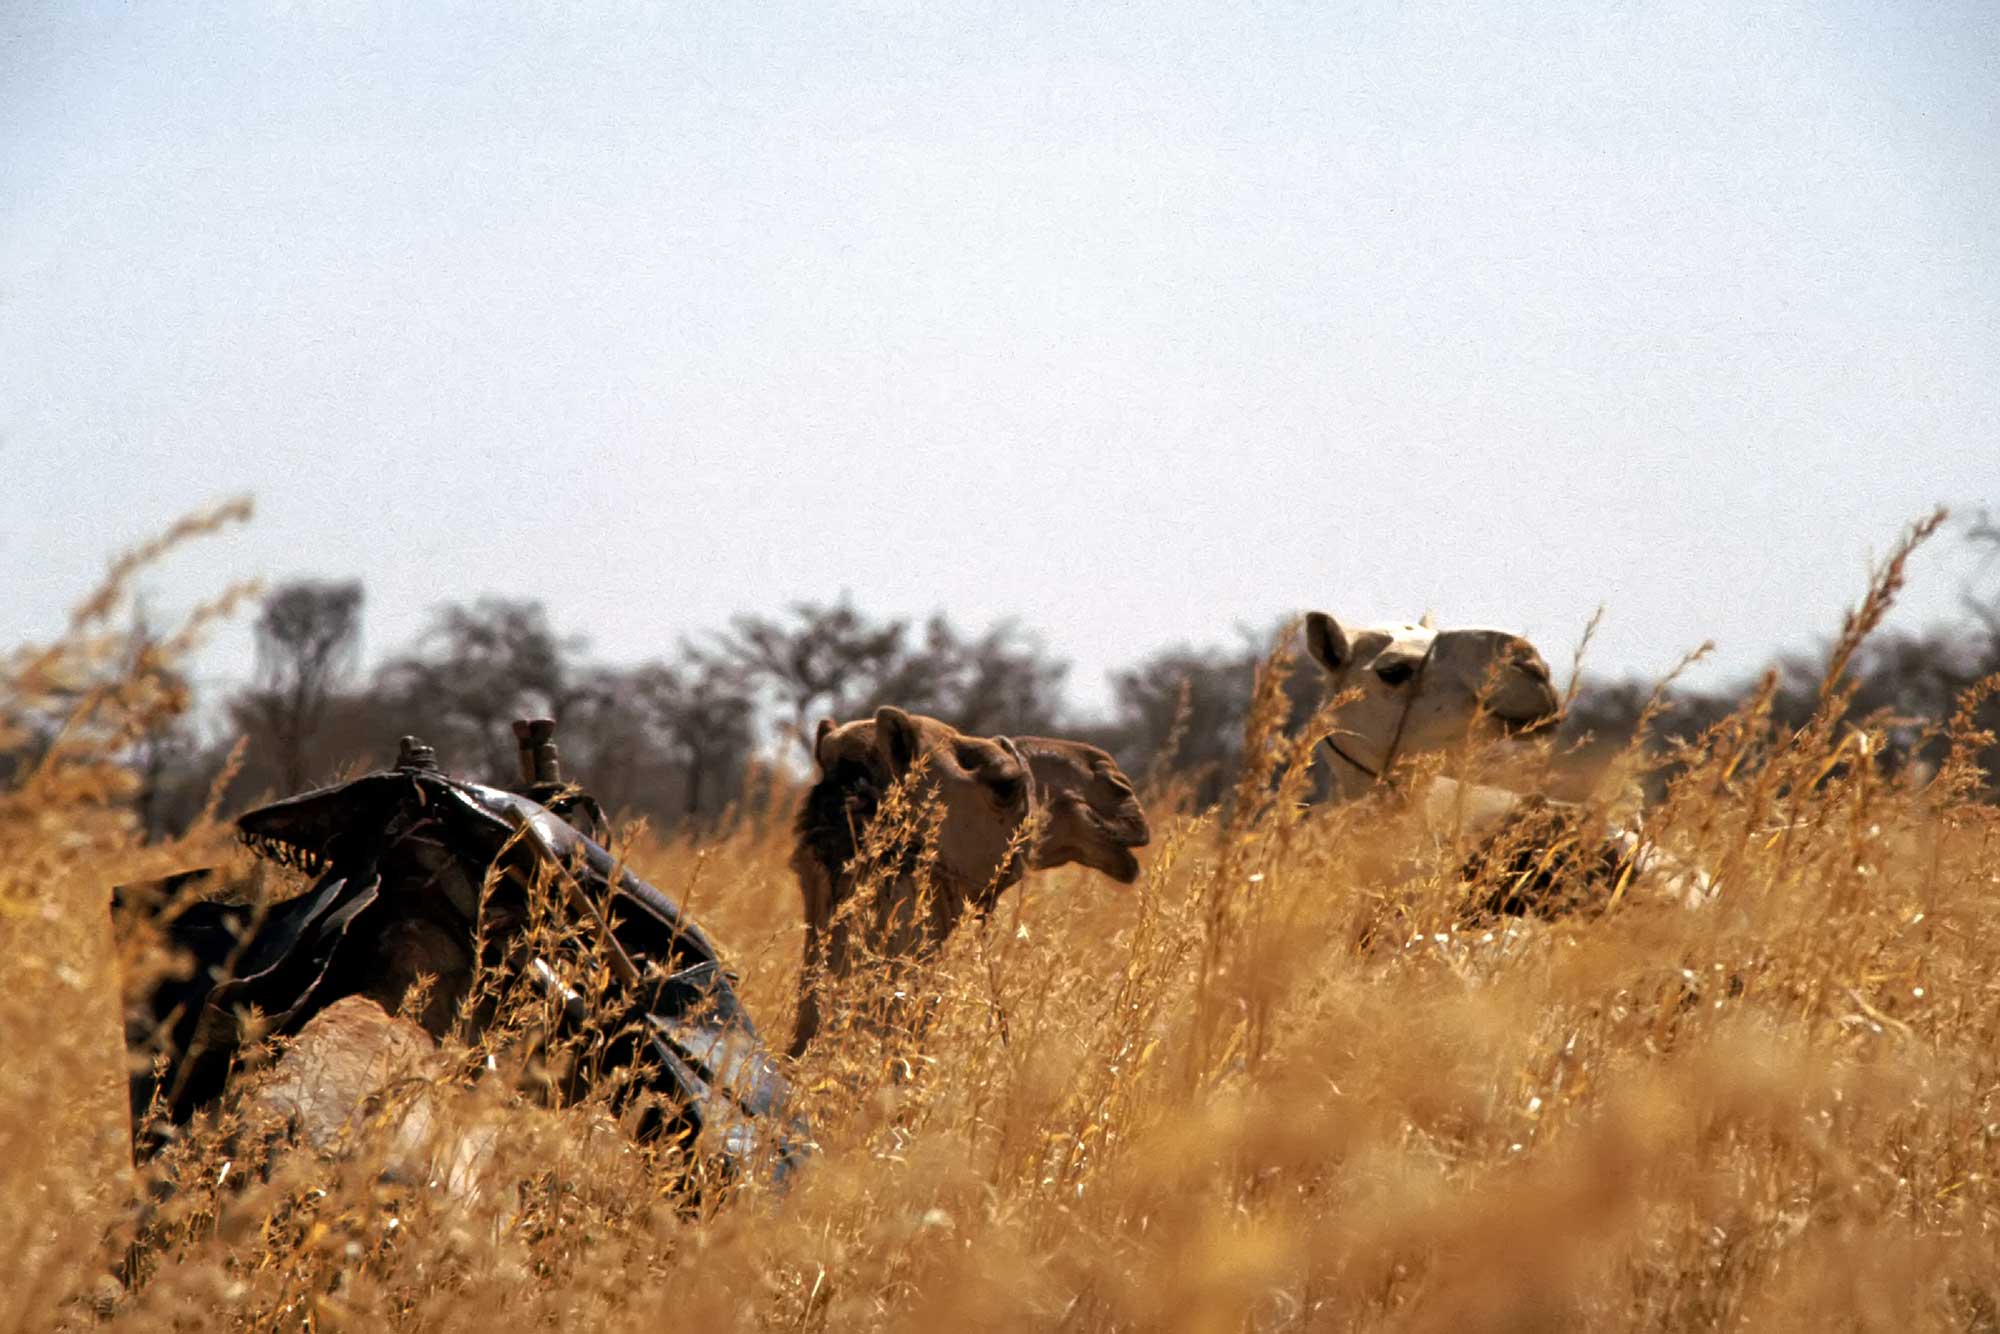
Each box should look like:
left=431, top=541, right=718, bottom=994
left=984, top=773, right=1024, bottom=807
left=1375, top=660, right=1417, bottom=687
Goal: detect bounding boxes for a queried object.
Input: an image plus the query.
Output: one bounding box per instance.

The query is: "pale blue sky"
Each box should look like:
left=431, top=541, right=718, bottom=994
left=4, top=2, right=1995, bottom=713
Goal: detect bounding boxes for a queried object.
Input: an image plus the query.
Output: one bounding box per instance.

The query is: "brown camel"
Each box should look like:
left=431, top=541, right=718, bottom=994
left=788, top=707, right=1149, bottom=1056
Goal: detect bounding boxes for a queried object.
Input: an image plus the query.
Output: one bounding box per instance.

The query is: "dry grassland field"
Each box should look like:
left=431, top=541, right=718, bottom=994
left=5, top=511, right=2000, bottom=1334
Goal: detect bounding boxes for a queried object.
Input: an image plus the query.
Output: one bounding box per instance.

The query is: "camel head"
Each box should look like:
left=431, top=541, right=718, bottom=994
left=1303, top=611, right=1561, bottom=795
left=792, top=707, right=1041, bottom=1055
left=1013, top=736, right=1151, bottom=884
left=790, top=710, right=1149, bottom=1055
left=808, top=706, right=1041, bottom=902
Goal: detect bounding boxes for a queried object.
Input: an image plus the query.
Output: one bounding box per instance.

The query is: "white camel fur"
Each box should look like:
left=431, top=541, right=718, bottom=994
left=1301, top=610, right=1714, bottom=913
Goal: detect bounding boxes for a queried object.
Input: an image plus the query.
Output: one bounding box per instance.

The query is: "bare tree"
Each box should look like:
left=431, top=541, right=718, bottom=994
left=718, top=599, right=1073, bottom=752
left=377, top=598, right=585, bottom=782
left=637, top=657, right=757, bottom=819
left=240, top=579, right=364, bottom=791
left=125, top=599, right=198, bottom=838
left=1966, top=508, right=2000, bottom=641
left=1097, top=620, right=1321, bottom=806
left=898, top=615, right=1069, bottom=736
left=717, top=598, right=913, bottom=752
left=1105, top=643, right=1260, bottom=804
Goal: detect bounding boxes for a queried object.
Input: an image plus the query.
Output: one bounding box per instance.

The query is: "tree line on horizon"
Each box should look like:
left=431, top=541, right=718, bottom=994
left=99, top=515, right=2000, bottom=839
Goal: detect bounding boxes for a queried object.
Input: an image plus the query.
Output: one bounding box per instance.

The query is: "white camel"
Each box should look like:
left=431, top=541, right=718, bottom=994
left=1302, top=610, right=1562, bottom=801
left=1300, top=610, right=1713, bottom=915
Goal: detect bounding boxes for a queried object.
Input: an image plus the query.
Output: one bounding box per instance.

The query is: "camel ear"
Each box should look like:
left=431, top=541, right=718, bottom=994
left=983, top=736, right=1032, bottom=806
left=873, top=706, right=921, bottom=775
left=1304, top=612, right=1351, bottom=672
left=812, top=717, right=836, bottom=769
left=992, top=736, right=1031, bottom=788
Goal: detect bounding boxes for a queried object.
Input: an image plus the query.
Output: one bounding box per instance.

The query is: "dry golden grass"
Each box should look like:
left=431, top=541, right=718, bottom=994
left=7, top=510, right=2000, bottom=1332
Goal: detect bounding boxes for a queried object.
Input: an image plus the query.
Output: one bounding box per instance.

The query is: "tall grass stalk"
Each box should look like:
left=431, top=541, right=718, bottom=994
left=6, top=509, right=2000, bottom=1331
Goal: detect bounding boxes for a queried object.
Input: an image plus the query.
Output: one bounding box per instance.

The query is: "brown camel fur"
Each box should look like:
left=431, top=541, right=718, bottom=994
left=788, top=708, right=1148, bottom=1056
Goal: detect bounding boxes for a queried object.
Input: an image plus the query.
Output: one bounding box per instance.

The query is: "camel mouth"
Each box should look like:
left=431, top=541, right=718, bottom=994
left=1096, top=844, right=1144, bottom=884
left=1494, top=707, right=1561, bottom=739
left=1031, top=803, right=1150, bottom=883
left=1078, top=803, right=1149, bottom=883
left=1489, top=681, right=1564, bottom=738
